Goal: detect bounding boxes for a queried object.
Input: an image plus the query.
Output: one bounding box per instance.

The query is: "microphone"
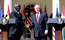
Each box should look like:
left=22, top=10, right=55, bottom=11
left=5, top=15, right=7, bottom=17
left=2, top=14, right=4, bottom=17
left=2, top=14, right=8, bottom=18
left=3, top=14, right=8, bottom=18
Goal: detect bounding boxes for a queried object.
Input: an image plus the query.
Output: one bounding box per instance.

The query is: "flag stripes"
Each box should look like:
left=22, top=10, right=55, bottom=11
left=27, top=17, right=32, bottom=32
left=27, top=17, right=32, bottom=25
left=52, top=27, right=55, bottom=39
left=52, top=28, right=55, bottom=38
left=26, top=7, right=36, bottom=33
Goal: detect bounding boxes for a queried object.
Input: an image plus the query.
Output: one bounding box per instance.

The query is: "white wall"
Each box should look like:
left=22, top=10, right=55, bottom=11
left=12, top=0, right=52, bottom=17
left=1, top=0, right=65, bottom=17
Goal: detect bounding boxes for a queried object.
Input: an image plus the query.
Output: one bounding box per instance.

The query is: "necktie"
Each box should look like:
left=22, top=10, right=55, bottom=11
left=37, top=14, right=39, bottom=23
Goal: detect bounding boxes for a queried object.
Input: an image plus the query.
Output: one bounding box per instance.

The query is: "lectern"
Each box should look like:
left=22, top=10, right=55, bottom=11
left=47, top=18, right=65, bottom=40
left=0, top=18, right=16, bottom=40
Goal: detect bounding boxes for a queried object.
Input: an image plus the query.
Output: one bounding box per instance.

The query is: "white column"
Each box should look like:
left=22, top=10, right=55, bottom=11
left=52, top=0, right=60, bottom=40
left=52, top=0, right=60, bottom=18
left=4, top=0, right=12, bottom=17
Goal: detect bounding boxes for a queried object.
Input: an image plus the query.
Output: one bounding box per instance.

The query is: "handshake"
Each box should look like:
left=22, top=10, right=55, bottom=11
left=25, top=24, right=30, bottom=28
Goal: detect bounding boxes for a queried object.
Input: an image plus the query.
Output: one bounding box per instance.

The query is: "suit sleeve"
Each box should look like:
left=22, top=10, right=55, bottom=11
left=29, top=16, right=34, bottom=29
left=44, top=13, right=48, bottom=30
left=10, top=12, right=25, bottom=27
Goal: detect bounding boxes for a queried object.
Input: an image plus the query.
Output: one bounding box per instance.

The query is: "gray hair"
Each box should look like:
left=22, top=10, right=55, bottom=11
left=34, top=4, right=41, bottom=9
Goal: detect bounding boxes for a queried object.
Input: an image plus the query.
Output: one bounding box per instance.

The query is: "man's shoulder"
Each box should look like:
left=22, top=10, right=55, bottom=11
left=32, top=14, right=36, bottom=17
left=11, top=10, right=15, bottom=13
left=10, top=10, right=16, bottom=16
left=10, top=10, right=17, bottom=15
left=40, top=12, right=47, bottom=16
left=41, top=12, right=46, bottom=15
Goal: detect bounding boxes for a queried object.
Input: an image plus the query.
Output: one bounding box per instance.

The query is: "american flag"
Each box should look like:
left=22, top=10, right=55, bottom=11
left=26, top=8, right=36, bottom=33
left=0, top=29, right=1, bottom=34
left=27, top=17, right=32, bottom=25
left=26, top=17, right=33, bottom=32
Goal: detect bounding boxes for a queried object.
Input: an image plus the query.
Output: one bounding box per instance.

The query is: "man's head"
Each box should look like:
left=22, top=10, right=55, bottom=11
left=34, top=4, right=41, bottom=13
left=14, top=3, right=21, bottom=12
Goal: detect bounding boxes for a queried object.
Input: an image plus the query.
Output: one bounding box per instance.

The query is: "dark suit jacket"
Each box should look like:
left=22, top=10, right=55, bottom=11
left=9, top=10, right=25, bottom=37
left=29, top=12, right=48, bottom=37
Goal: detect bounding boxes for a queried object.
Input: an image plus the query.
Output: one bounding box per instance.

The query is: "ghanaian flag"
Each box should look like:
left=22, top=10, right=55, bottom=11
left=22, top=5, right=27, bottom=33
left=22, top=5, right=26, bottom=24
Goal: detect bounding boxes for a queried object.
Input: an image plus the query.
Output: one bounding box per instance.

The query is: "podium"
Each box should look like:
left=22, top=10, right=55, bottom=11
left=0, top=18, right=16, bottom=40
left=47, top=18, right=65, bottom=40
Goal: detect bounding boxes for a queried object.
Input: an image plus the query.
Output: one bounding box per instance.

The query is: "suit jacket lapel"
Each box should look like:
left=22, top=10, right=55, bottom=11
left=15, top=11, right=22, bottom=20
left=39, top=13, right=42, bottom=23
left=34, top=14, right=37, bottom=24
left=16, top=11, right=21, bottom=18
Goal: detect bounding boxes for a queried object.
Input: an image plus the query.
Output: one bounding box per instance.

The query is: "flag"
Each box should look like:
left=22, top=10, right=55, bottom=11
left=6, top=5, right=10, bottom=19
left=26, top=6, right=32, bottom=33
left=27, top=17, right=32, bottom=32
left=61, top=5, right=65, bottom=18
left=55, top=5, right=59, bottom=18
left=22, top=5, right=27, bottom=33
left=62, top=27, right=65, bottom=40
left=0, top=5, right=3, bottom=18
left=27, top=8, right=36, bottom=25
left=0, top=4, right=3, bottom=37
left=61, top=5, right=65, bottom=40
left=44, top=5, right=47, bottom=13
left=33, top=8, right=36, bottom=14
left=26, top=7, right=36, bottom=32
left=22, top=5, right=27, bottom=24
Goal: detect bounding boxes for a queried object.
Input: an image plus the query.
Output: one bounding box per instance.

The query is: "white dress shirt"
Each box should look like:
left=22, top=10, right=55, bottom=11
left=36, top=12, right=40, bottom=19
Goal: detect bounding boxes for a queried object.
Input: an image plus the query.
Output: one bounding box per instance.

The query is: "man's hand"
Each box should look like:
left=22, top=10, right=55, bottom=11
left=44, top=30, right=48, bottom=35
left=26, top=24, right=29, bottom=28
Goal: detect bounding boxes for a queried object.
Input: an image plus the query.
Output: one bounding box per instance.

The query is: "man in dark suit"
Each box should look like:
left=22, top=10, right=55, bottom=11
left=27, top=4, right=48, bottom=40
left=9, top=3, right=25, bottom=40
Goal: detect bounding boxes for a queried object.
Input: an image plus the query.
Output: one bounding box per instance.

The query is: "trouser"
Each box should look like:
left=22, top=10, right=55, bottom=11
left=35, top=36, right=47, bottom=40
left=9, top=36, right=20, bottom=40
left=35, top=32, right=47, bottom=40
